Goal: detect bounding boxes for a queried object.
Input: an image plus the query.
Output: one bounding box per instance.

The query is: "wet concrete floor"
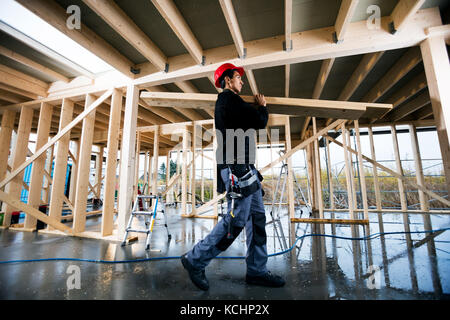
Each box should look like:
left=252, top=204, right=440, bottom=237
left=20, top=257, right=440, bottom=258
left=0, top=206, right=449, bottom=300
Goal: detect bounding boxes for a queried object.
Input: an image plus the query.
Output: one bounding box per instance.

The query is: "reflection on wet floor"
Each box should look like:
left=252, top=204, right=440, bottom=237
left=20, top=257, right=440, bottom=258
left=0, top=206, right=449, bottom=299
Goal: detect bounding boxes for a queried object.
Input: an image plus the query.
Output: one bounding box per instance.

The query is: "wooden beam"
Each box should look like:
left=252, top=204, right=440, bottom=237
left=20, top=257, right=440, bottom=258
left=312, top=117, right=324, bottom=218
left=219, top=0, right=245, bottom=59
left=420, top=35, right=450, bottom=194
left=341, top=123, right=355, bottom=218
left=354, top=120, right=369, bottom=219
left=390, top=0, right=426, bottom=33
left=2, top=106, right=33, bottom=226
left=363, top=47, right=422, bottom=103
left=388, top=90, right=430, bottom=122
left=291, top=218, right=369, bottom=225
left=151, top=0, right=203, bottom=65
left=411, top=103, right=433, bottom=120
left=246, top=70, right=259, bottom=96
left=0, top=21, right=94, bottom=79
left=0, top=110, right=16, bottom=189
left=0, top=90, right=112, bottom=189
left=285, top=116, right=296, bottom=219
left=0, top=45, right=70, bottom=83
left=0, top=64, right=49, bottom=97
left=334, top=0, right=359, bottom=42
left=409, top=124, right=428, bottom=211
left=285, top=0, right=292, bottom=51
left=17, top=0, right=135, bottom=78
left=384, top=72, right=427, bottom=109
left=152, top=126, right=160, bottom=198
left=48, top=99, right=74, bottom=229
left=285, top=65, right=290, bottom=97
left=133, top=8, right=441, bottom=88
left=24, top=103, right=53, bottom=229
left=368, top=126, right=382, bottom=211
left=117, top=85, right=139, bottom=237
left=140, top=91, right=392, bottom=120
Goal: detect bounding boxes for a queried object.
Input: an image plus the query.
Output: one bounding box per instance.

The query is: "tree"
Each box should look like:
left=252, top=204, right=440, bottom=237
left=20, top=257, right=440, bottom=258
left=159, top=160, right=178, bottom=180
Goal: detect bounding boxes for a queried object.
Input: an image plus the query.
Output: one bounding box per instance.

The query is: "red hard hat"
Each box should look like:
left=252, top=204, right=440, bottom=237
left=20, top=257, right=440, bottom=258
left=214, top=63, right=244, bottom=88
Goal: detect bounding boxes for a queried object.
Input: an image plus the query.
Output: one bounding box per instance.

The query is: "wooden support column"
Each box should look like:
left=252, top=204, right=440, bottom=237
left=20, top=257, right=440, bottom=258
left=143, top=151, right=148, bottom=192
left=325, top=137, right=335, bottom=211
left=152, top=126, right=160, bottom=197
left=101, top=89, right=122, bottom=236
left=165, top=152, right=170, bottom=201
left=312, top=117, right=324, bottom=218
left=212, top=123, right=218, bottom=217
left=368, top=126, right=382, bottom=211
left=24, top=103, right=53, bottom=229
left=354, top=120, right=369, bottom=220
left=346, top=128, right=357, bottom=211
left=182, top=128, right=188, bottom=215
left=118, top=84, right=139, bottom=238
left=2, top=106, right=33, bottom=226
left=48, top=99, right=73, bottom=229
left=69, top=140, right=80, bottom=203
left=0, top=110, right=16, bottom=189
left=95, top=146, right=104, bottom=199
left=420, top=35, right=450, bottom=194
left=305, top=139, right=316, bottom=211
left=409, top=124, right=428, bottom=212
left=191, top=122, right=198, bottom=215
left=201, top=148, right=205, bottom=203
left=390, top=125, right=408, bottom=212
left=341, top=123, right=355, bottom=219
left=134, top=132, right=141, bottom=200
left=42, top=145, right=54, bottom=203
left=73, top=94, right=97, bottom=233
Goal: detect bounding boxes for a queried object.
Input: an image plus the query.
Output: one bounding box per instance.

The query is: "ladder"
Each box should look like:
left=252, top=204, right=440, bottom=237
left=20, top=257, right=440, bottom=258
left=269, top=154, right=312, bottom=251
left=121, top=194, right=171, bottom=250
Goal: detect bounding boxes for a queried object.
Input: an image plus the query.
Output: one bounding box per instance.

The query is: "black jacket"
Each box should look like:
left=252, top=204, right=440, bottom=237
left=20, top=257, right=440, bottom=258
left=214, top=89, right=269, bottom=194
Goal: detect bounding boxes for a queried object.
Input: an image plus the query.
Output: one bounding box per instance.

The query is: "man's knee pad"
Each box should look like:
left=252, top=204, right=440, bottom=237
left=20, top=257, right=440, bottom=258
left=252, top=213, right=267, bottom=246
left=215, top=225, right=243, bottom=251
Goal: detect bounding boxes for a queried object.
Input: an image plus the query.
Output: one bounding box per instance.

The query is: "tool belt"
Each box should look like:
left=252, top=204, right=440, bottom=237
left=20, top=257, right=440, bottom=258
left=227, top=164, right=262, bottom=198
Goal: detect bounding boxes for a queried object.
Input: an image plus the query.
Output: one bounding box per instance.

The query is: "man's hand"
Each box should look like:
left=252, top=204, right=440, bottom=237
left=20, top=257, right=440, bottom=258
left=255, top=94, right=267, bottom=107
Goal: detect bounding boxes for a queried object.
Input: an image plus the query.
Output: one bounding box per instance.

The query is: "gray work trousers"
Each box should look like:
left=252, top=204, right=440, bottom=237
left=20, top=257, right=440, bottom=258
left=186, top=168, right=268, bottom=276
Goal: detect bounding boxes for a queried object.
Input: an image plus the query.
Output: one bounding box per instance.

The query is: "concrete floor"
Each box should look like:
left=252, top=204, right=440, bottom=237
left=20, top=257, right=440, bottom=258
left=0, top=205, right=449, bottom=300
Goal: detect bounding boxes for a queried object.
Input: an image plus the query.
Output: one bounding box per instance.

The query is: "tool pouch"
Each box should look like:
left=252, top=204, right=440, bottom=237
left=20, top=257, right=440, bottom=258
left=228, top=164, right=261, bottom=197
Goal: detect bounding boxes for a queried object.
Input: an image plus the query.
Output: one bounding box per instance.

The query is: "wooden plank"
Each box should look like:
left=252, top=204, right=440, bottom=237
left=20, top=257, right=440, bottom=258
left=182, top=128, right=188, bottom=215
left=312, top=117, right=324, bottom=218
left=325, top=137, right=334, bottom=210
left=152, top=126, right=160, bottom=197
left=0, top=190, right=73, bottom=233
left=246, top=70, right=259, bottom=95
left=2, top=106, right=33, bottom=226
left=335, top=0, right=359, bottom=42
left=368, top=126, right=382, bottom=211
left=0, top=45, right=70, bottom=83
left=73, top=94, right=97, bottom=233
left=0, top=90, right=112, bottom=189
left=391, top=125, right=408, bottom=211
left=388, top=90, right=430, bottom=122
left=391, top=0, right=426, bottom=33
left=409, top=124, right=428, bottom=212
left=151, top=0, right=203, bottom=65
left=285, top=0, right=292, bottom=51
left=285, top=116, right=296, bottom=219
left=24, top=103, right=53, bottom=229
left=101, top=89, right=122, bottom=236
left=354, top=120, right=369, bottom=219
left=190, top=123, right=198, bottom=215
left=420, top=35, right=450, bottom=194
left=69, top=141, right=80, bottom=203
left=219, top=0, right=245, bottom=58
left=341, top=123, right=355, bottom=218
left=291, top=218, right=369, bottom=225
left=95, top=146, right=104, bottom=198
left=0, top=67, right=48, bottom=97
left=117, top=85, right=139, bottom=237
left=0, top=110, right=16, bottom=189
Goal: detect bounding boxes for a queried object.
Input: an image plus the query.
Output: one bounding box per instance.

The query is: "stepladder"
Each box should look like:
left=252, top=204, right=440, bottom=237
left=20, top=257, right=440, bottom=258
left=121, top=194, right=172, bottom=250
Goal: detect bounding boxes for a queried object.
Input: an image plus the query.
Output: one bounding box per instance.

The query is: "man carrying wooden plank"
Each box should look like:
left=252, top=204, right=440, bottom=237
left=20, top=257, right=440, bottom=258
left=181, top=63, right=285, bottom=290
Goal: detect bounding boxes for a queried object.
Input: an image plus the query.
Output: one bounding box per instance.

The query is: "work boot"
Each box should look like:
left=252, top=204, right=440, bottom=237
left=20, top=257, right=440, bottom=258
left=181, top=254, right=209, bottom=291
left=246, top=271, right=285, bottom=287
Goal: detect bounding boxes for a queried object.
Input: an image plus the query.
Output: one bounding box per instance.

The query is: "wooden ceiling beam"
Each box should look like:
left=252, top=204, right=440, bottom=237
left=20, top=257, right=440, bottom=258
left=390, top=0, right=427, bottom=34
left=334, top=0, right=359, bottom=42
left=17, top=0, right=135, bottom=78
left=0, top=64, right=48, bottom=97
left=0, top=45, right=71, bottom=83
left=82, top=0, right=167, bottom=72
left=388, top=90, right=430, bottom=122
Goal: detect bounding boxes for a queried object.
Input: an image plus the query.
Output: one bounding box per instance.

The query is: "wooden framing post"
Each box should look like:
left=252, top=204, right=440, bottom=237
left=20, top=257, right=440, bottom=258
left=390, top=125, right=408, bottom=212
left=152, top=126, right=160, bottom=197
left=143, top=151, right=148, bottom=191
left=201, top=148, right=205, bottom=203
left=165, top=151, right=170, bottom=201
left=346, top=128, right=357, bottom=211
left=101, top=89, right=122, bottom=236
left=69, top=140, right=80, bottom=203
left=182, top=127, right=188, bottom=215
left=190, top=122, right=198, bottom=215
left=285, top=116, right=296, bottom=219
left=48, top=99, right=74, bottom=228
left=118, top=84, right=139, bottom=238
left=409, top=124, right=428, bottom=212
left=134, top=132, right=141, bottom=199
left=368, top=126, right=382, bottom=211
left=42, top=145, right=54, bottom=204
left=354, top=120, right=369, bottom=220
left=305, top=139, right=316, bottom=211
left=2, top=106, right=33, bottom=226
left=312, top=117, right=324, bottom=218
left=95, top=146, right=104, bottom=199
left=341, top=123, right=355, bottom=219
left=420, top=35, right=450, bottom=194
left=73, top=94, right=97, bottom=233
left=0, top=110, right=16, bottom=190
left=24, top=102, right=53, bottom=229
left=325, top=137, right=335, bottom=211
left=213, top=123, right=218, bottom=217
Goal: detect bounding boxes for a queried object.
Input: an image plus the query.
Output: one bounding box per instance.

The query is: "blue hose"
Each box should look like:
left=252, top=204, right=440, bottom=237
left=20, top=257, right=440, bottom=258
left=0, top=227, right=448, bottom=265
